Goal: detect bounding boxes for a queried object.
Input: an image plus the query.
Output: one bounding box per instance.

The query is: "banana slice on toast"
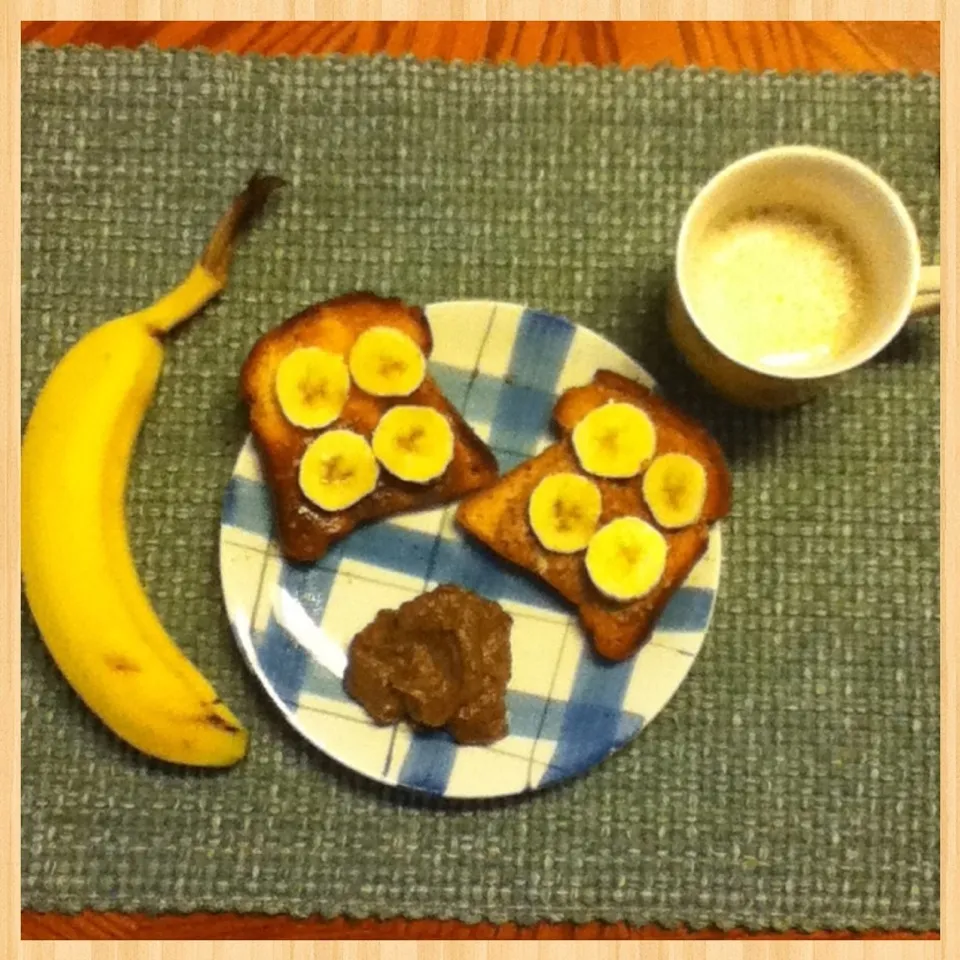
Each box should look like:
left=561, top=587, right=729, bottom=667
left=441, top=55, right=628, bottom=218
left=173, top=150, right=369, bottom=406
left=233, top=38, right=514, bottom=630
left=349, top=326, right=427, bottom=397
left=528, top=472, right=602, bottom=554
left=585, top=517, right=668, bottom=601
left=276, top=346, right=350, bottom=429
left=572, top=402, right=656, bottom=478
left=372, top=405, right=455, bottom=484
left=299, top=429, right=379, bottom=511
left=642, top=453, right=708, bottom=529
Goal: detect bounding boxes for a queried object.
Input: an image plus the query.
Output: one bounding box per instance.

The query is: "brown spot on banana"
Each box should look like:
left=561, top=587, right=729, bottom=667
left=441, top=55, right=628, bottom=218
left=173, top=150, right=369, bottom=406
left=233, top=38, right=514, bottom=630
left=202, top=712, right=243, bottom=735
left=104, top=653, right=141, bottom=673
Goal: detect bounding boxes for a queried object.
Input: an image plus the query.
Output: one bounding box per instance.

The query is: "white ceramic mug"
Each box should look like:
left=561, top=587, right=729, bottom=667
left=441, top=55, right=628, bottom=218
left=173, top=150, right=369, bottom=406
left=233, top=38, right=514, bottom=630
left=667, top=145, right=940, bottom=409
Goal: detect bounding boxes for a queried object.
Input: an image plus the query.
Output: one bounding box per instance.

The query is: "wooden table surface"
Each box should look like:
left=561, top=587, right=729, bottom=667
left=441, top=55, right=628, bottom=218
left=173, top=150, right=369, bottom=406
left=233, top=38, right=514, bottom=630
left=20, top=19, right=940, bottom=943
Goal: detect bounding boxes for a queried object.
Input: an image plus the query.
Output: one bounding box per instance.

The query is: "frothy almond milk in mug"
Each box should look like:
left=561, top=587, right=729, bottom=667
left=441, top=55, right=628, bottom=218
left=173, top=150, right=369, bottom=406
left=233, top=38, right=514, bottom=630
left=685, top=205, right=873, bottom=372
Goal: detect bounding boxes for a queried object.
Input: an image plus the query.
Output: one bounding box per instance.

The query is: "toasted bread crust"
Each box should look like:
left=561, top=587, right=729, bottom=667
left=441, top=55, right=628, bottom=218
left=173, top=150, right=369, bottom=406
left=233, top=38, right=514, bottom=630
left=241, top=293, right=498, bottom=563
left=456, top=370, right=732, bottom=661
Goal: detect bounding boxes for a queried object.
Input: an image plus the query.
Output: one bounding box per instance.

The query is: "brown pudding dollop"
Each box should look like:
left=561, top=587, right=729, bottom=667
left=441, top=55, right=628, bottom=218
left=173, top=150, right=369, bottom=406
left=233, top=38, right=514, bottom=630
left=343, top=585, right=512, bottom=745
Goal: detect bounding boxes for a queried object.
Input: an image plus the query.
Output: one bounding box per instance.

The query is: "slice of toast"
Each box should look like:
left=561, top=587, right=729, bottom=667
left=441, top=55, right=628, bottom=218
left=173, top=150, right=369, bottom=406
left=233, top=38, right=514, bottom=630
left=241, top=292, right=499, bottom=563
left=456, top=370, right=732, bottom=661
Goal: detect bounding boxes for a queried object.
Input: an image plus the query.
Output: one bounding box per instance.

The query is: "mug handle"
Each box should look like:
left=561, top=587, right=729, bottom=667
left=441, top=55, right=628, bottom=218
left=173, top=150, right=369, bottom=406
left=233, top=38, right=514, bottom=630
left=910, top=264, right=940, bottom=317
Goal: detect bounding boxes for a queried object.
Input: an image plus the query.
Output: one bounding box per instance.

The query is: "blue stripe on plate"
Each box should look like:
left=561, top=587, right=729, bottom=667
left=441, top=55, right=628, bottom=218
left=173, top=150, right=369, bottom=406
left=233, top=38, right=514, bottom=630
left=463, top=309, right=574, bottom=455
left=540, top=763, right=571, bottom=787
left=489, top=383, right=557, bottom=456
left=506, top=690, right=551, bottom=739
left=301, top=660, right=351, bottom=702
left=429, top=362, right=474, bottom=413
left=281, top=564, right=337, bottom=622
left=615, top=711, right=644, bottom=746
left=540, top=702, right=644, bottom=782
left=255, top=614, right=310, bottom=705
left=656, top=587, right=714, bottom=632
left=480, top=308, right=574, bottom=453
left=397, top=729, right=458, bottom=794
left=430, top=536, right=567, bottom=614
left=567, top=646, right=636, bottom=710
left=509, top=309, right=576, bottom=392
left=463, top=374, right=502, bottom=430
left=537, top=644, right=640, bottom=778
left=320, top=523, right=438, bottom=580
left=222, top=476, right=273, bottom=540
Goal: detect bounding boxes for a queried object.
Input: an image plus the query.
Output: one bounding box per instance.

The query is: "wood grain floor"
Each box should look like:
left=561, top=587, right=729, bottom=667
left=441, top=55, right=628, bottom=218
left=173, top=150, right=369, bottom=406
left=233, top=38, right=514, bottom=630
left=19, top=18, right=941, bottom=942
left=19, top=911, right=944, bottom=940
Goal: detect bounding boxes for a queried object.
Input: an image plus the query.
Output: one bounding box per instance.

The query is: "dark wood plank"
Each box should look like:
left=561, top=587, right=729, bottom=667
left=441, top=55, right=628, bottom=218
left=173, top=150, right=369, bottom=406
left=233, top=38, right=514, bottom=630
left=20, top=21, right=940, bottom=73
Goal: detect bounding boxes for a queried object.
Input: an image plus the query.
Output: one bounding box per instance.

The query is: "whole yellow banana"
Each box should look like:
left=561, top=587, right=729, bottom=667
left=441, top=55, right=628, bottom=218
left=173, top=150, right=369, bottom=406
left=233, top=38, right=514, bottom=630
left=22, top=175, right=283, bottom=767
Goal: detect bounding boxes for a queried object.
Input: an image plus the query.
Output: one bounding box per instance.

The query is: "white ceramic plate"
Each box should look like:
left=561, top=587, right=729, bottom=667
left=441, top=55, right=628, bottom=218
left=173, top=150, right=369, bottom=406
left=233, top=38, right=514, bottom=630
left=220, top=301, right=722, bottom=799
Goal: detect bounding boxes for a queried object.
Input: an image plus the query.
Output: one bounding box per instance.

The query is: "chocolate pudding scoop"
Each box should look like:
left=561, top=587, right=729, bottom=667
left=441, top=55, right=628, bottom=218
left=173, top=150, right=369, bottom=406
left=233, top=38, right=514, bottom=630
left=344, top=585, right=512, bottom=745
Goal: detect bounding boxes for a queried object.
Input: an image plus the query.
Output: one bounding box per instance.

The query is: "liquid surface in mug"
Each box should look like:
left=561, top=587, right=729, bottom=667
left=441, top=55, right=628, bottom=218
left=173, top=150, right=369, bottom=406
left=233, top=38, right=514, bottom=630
left=687, top=205, right=872, bottom=371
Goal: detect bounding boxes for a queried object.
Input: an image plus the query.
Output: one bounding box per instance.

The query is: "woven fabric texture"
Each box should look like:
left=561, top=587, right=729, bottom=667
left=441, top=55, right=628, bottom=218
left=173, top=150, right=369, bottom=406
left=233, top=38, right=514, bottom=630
left=20, top=45, right=940, bottom=930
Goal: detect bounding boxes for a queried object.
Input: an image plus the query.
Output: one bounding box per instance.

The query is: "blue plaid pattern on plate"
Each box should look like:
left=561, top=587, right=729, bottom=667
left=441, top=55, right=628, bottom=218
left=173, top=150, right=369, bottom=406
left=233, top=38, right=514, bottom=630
left=219, top=301, right=723, bottom=799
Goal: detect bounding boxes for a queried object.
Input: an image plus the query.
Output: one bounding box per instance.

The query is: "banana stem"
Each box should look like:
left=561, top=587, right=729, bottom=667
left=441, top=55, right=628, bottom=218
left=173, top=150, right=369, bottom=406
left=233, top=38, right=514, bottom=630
left=134, top=264, right=224, bottom=336
left=199, top=173, right=286, bottom=284
left=136, top=173, right=285, bottom=336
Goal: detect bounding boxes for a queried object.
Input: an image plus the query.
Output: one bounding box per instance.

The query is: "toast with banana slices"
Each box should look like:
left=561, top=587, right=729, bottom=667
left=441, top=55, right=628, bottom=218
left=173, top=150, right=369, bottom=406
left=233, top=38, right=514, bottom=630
left=455, top=370, right=732, bottom=661
left=241, top=292, right=499, bottom=563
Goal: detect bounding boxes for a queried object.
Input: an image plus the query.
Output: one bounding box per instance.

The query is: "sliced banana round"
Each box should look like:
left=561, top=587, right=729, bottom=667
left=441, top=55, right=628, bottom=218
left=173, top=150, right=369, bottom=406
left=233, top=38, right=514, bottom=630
left=372, top=405, right=454, bottom=484
left=275, top=346, right=350, bottom=429
left=299, top=429, right=379, bottom=512
left=528, top=472, right=603, bottom=554
left=349, top=326, right=427, bottom=398
left=642, top=453, right=708, bottom=529
left=585, top=516, right=668, bottom=602
left=572, top=402, right=656, bottom=479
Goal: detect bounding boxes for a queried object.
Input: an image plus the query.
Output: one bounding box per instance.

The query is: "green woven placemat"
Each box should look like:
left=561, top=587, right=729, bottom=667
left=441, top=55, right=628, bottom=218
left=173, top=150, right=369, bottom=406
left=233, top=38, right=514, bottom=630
left=20, top=45, right=940, bottom=931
